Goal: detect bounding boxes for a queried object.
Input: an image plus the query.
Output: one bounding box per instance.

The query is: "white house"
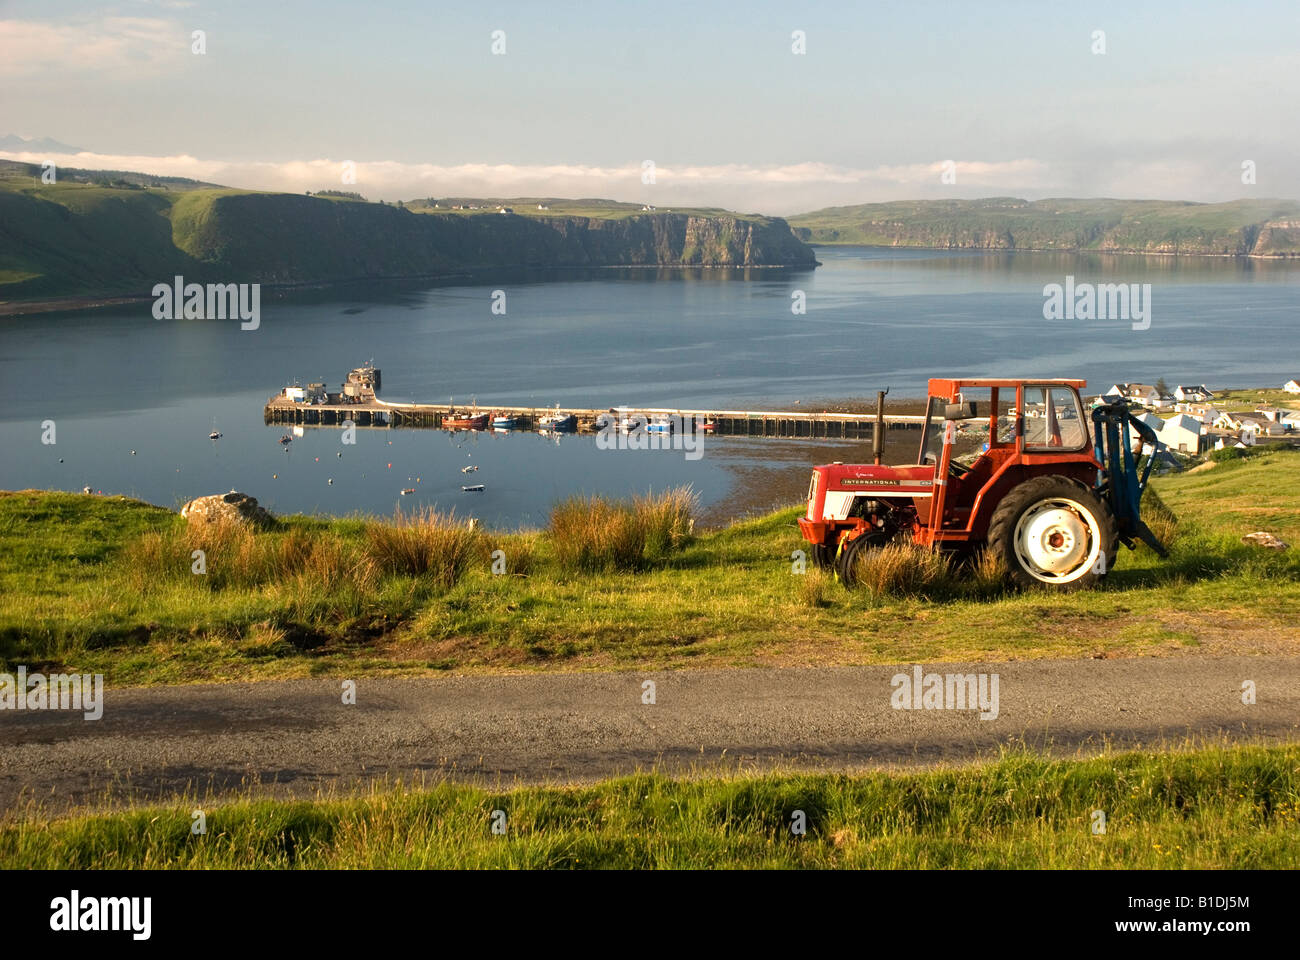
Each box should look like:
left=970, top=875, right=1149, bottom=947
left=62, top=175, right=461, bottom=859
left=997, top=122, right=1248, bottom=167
left=1175, top=385, right=1215, bottom=402
left=1212, top=410, right=1243, bottom=431
left=1125, top=384, right=1161, bottom=407
left=1283, top=379, right=1300, bottom=394
left=1161, top=414, right=1204, bottom=454
left=1280, top=411, right=1300, bottom=430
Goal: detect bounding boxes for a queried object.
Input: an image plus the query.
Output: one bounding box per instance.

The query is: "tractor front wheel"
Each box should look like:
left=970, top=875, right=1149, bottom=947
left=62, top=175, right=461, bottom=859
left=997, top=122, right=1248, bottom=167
left=987, top=476, right=1117, bottom=590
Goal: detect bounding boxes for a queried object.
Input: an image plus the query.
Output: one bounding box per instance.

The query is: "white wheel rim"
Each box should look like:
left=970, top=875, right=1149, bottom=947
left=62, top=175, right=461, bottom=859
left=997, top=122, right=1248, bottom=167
left=1012, top=497, right=1101, bottom=583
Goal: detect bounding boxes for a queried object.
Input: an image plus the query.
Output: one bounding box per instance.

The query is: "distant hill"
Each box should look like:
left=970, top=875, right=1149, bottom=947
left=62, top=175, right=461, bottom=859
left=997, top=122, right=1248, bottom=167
left=788, top=197, right=1300, bottom=257
left=0, top=134, right=85, bottom=154
left=0, top=169, right=816, bottom=305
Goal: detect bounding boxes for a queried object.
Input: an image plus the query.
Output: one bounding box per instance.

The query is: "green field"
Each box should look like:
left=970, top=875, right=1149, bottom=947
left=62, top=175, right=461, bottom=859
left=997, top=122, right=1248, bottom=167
left=3, top=744, right=1295, bottom=868
left=2, top=449, right=1298, bottom=687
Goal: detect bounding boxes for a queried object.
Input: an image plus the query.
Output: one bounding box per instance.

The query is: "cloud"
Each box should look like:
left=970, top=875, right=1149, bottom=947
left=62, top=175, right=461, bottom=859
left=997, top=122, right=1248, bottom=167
left=0, top=149, right=1275, bottom=213
left=0, top=16, right=184, bottom=77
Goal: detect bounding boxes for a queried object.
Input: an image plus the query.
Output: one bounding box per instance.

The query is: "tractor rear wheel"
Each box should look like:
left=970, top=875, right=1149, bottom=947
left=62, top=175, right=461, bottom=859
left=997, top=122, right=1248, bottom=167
left=987, top=475, right=1117, bottom=590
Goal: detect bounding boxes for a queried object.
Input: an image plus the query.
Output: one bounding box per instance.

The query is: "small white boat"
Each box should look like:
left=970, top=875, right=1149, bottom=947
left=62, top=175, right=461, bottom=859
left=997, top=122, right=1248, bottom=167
left=461, top=465, right=479, bottom=473
left=401, top=487, right=416, bottom=495
left=461, top=484, right=485, bottom=492
left=209, top=430, right=222, bottom=440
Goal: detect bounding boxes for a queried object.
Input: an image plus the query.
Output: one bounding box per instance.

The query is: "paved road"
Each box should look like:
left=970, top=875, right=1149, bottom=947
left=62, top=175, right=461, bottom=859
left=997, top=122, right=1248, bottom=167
left=2, top=657, right=1297, bottom=810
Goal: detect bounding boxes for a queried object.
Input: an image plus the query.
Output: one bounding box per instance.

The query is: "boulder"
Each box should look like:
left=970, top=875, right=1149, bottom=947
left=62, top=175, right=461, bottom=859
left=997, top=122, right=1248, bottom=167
left=1242, top=531, right=1288, bottom=551
left=181, top=490, right=274, bottom=527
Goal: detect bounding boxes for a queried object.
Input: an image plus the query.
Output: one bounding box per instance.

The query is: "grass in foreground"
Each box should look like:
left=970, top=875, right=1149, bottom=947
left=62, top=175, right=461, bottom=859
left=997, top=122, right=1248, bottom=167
left=1, top=451, right=1299, bottom=684
left=2, top=745, right=1296, bottom=869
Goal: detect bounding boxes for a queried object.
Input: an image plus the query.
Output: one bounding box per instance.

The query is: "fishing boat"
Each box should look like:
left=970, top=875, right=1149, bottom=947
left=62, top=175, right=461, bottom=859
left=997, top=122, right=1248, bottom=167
left=443, top=412, right=488, bottom=430
left=401, top=487, right=416, bottom=495
left=443, top=398, right=488, bottom=430
left=209, top=430, right=223, bottom=440
left=461, top=484, right=485, bottom=492
left=461, top=465, right=478, bottom=473
left=278, top=434, right=293, bottom=445
left=538, top=410, right=577, bottom=432
left=491, top=414, right=519, bottom=430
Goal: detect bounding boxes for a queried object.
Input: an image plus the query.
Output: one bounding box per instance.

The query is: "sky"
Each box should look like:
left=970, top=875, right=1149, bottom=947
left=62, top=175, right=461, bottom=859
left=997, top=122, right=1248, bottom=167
left=1, top=0, right=1297, bottom=214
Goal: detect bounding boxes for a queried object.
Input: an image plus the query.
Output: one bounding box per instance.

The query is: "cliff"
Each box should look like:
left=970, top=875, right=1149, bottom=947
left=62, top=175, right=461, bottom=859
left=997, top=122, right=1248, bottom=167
left=0, top=168, right=815, bottom=303
left=788, top=197, right=1300, bottom=257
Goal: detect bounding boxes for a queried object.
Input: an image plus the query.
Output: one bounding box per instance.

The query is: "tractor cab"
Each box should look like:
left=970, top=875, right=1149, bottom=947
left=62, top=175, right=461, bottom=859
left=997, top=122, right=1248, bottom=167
left=799, top=378, right=1165, bottom=590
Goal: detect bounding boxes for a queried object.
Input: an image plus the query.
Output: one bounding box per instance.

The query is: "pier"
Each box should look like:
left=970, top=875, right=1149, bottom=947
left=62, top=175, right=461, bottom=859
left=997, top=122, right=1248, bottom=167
left=264, top=365, right=925, bottom=439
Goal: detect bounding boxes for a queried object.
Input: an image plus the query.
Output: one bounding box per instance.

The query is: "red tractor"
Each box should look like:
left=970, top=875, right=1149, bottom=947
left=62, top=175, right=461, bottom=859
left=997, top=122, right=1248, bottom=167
left=798, top=378, right=1167, bottom=590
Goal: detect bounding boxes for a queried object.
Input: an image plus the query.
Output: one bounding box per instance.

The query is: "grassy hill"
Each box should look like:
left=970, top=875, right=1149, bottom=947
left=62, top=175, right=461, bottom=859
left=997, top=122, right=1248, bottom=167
left=1, top=448, right=1297, bottom=686
left=789, top=197, right=1300, bottom=257
left=0, top=166, right=815, bottom=305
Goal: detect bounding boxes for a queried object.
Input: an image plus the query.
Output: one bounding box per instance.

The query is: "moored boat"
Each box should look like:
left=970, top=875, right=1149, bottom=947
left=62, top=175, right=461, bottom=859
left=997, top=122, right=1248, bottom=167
left=444, top=412, right=488, bottom=430
left=538, top=411, right=577, bottom=432
left=491, top=414, right=519, bottom=429
left=461, top=484, right=485, bottom=492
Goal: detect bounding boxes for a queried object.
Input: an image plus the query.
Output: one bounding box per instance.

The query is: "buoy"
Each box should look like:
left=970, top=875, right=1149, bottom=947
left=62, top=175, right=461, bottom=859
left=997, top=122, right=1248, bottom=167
left=131, top=450, right=136, bottom=455
left=387, top=463, right=392, bottom=468
left=337, top=452, right=342, bottom=458
left=328, top=478, right=333, bottom=485
left=315, top=457, right=319, bottom=462
left=273, top=473, right=278, bottom=479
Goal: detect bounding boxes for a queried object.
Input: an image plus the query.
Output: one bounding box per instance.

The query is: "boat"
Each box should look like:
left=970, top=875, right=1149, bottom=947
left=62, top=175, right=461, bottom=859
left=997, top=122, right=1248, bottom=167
left=209, top=430, right=222, bottom=440
left=538, top=411, right=577, bottom=432
left=401, top=487, right=416, bottom=495
left=278, top=434, right=293, bottom=445
left=461, top=484, right=485, bottom=492
left=461, top=465, right=478, bottom=473
left=647, top=416, right=675, bottom=434
left=443, top=412, right=488, bottom=430
left=491, top=414, right=519, bottom=430
left=700, top=420, right=716, bottom=433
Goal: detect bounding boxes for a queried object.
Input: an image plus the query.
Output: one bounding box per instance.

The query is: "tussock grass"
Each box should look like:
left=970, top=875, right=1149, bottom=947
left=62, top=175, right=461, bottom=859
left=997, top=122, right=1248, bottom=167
left=852, top=542, right=953, bottom=601
left=549, top=486, right=697, bottom=572
left=3, top=744, right=1296, bottom=869
left=363, top=506, right=483, bottom=588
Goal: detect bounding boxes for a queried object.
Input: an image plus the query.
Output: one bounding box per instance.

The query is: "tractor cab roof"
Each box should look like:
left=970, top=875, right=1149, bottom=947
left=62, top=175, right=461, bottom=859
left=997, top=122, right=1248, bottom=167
left=928, top=377, right=1087, bottom=400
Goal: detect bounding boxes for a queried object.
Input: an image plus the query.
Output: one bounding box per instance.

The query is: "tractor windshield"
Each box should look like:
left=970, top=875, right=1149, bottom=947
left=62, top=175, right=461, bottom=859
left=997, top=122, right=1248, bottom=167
left=1023, top=385, right=1089, bottom=450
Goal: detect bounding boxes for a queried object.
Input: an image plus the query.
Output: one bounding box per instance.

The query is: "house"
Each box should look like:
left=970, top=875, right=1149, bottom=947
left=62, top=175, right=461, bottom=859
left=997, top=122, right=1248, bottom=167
left=536, top=204, right=549, bottom=210
left=1176, top=401, right=1214, bottom=418
left=1174, top=385, right=1215, bottom=402
left=1123, top=382, right=1164, bottom=403
left=1103, top=384, right=1128, bottom=400
left=1280, top=411, right=1300, bottom=431
left=1212, top=410, right=1243, bottom=431
left=1241, top=416, right=1286, bottom=438
left=498, top=207, right=513, bottom=215
left=1283, top=379, right=1300, bottom=394
left=641, top=204, right=656, bottom=211
left=1256, top=406, right=1283, bottom=422
left=1130, top=413, right=1166, bottom=454
left=1161, top=414, right=1204, bottom=454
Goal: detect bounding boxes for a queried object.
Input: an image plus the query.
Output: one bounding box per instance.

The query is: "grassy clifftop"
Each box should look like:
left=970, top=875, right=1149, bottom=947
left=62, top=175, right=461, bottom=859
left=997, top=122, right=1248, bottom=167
left=789, top=197, right=1300, bottom=256
left=0, top=167, right=815, bottom=303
